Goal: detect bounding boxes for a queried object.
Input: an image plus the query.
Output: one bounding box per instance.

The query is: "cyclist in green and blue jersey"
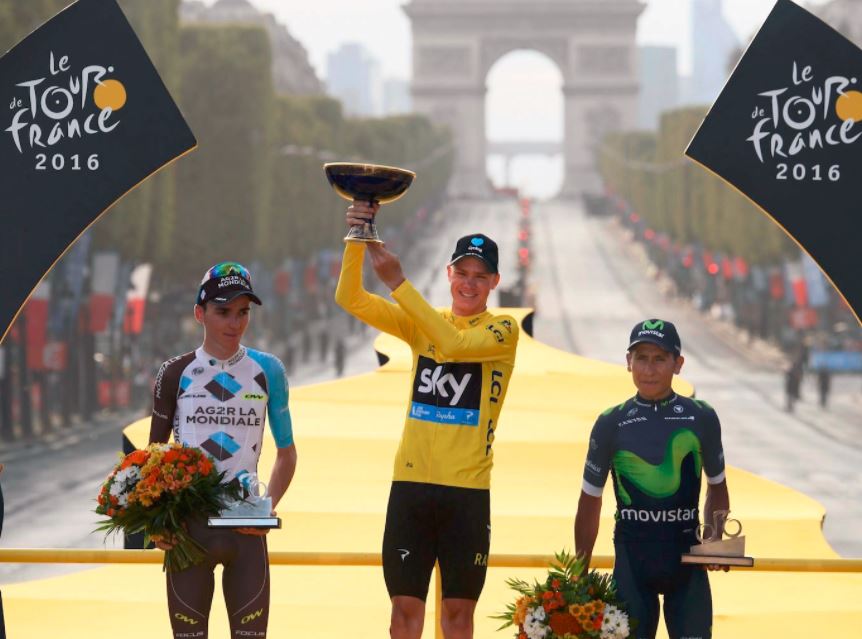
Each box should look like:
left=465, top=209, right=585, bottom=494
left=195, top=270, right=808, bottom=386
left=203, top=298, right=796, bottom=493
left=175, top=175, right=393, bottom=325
left=575, top=319, right=731, bottom=639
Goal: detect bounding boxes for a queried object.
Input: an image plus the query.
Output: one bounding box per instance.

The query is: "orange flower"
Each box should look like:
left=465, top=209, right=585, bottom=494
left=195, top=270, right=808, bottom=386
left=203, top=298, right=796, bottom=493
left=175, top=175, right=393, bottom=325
left=593, top=614, right=603, bottom=630
left=513, top=595, right=532, bottom=626
left=120, top=449, right=148, bottom=470
left=548, top=612, right=582, bottom=636
left=551, top=578, right=560, bottom=590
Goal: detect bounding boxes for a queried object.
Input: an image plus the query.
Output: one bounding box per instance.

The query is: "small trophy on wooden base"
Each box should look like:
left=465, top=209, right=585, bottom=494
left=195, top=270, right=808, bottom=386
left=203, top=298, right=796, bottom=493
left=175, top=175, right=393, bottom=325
left=682, top=510, right=753, bottom=567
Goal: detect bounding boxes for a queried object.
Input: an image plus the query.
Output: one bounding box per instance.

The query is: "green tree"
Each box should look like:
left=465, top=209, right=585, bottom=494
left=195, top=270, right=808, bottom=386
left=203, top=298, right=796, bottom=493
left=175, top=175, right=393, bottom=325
left=600, top=107, right=797, bottom=266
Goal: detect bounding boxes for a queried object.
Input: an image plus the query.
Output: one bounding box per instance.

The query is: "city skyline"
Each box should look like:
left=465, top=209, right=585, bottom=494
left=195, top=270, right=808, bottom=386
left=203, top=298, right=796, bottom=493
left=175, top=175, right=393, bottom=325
left=211, top=0, right=832, bottom=81
left=196, top=0, right=835, bottom=196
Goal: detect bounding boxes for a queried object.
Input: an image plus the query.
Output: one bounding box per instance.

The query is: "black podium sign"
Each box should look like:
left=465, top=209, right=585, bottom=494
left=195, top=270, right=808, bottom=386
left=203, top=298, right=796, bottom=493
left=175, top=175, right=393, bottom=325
left=686, top=0, right=862, bottom=323
left=0, top=0, right=196, bottom=342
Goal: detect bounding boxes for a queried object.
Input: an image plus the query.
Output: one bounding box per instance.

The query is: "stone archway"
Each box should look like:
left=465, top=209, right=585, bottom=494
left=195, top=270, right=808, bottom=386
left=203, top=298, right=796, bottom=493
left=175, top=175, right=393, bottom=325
left=404, top=0, right=643, bottom=199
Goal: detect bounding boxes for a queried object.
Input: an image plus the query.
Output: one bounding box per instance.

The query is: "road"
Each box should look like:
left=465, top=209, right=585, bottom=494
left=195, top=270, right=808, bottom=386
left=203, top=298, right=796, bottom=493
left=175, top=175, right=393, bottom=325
left=530, top=199, right=862, bottom=558
left=1, top=197, right=859, bottom=586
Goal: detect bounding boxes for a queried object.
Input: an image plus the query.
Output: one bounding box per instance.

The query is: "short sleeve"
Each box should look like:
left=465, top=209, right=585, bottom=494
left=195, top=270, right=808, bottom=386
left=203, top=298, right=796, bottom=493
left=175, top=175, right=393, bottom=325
left=699, top=405, right=726, bottom=484
left=248, top=350, right=294, bottom=448
left=582, top=413, right=617, bottom=496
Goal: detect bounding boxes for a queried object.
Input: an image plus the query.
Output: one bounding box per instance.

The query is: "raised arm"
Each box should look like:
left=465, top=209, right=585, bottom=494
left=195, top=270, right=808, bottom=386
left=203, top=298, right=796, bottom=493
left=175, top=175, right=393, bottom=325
left=392, top=281, right=519, bottom=359
left=334, top=242, right=414, bottom=341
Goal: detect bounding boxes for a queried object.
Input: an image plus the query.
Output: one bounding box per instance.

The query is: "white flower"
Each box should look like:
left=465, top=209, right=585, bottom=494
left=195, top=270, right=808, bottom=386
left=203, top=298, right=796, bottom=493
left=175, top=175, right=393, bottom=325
left=113, top=466, right=141, bottom=490
left=530, top=606, right=546, bottom=622
left=600, top=604, right=630, bottom=639
left=523, top=607, right=549, bottom=639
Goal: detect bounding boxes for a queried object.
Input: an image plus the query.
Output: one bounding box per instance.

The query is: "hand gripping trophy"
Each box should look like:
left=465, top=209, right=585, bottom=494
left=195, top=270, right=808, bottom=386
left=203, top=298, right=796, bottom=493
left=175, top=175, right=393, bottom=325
left=681, top=509, right=754, bottom=567
left=323, top=162, right=416, bottom=242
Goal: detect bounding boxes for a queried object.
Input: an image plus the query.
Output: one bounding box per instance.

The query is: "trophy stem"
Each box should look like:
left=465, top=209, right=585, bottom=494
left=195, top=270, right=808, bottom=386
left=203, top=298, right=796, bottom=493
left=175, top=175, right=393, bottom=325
left=344, top=216, right=383, bottom=243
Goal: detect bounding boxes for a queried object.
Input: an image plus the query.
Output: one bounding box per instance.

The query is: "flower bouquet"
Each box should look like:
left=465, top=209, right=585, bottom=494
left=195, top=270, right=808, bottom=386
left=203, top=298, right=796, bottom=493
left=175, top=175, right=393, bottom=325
left=495, top=551, right=633, bottom=639
left=95, top=442, right=242, bottom=572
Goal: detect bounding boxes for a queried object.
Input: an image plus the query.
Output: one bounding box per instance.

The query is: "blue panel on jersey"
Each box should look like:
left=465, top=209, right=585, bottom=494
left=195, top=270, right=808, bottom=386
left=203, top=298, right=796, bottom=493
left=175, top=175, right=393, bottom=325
left=235, top=469, right=250, bottom=488
left=213, top=372, right=242, bottom=395
left=180, top=376, right=192, bottom=391
left=247, top=349, right=294, bottom=447
left=210, top=430, right=241, bottom=454
left=409, top=402, right=479, bottom=426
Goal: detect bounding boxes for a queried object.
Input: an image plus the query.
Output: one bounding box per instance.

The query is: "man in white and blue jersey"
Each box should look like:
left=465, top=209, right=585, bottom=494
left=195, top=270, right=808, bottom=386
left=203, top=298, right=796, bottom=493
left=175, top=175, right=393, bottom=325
left=149, top=262, right=298, bottom=639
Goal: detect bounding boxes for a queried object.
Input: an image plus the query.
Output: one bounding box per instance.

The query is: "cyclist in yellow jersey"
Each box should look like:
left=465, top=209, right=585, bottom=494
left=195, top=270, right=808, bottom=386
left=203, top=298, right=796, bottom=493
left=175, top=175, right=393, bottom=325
left=335, top=200, right=519, bottom=639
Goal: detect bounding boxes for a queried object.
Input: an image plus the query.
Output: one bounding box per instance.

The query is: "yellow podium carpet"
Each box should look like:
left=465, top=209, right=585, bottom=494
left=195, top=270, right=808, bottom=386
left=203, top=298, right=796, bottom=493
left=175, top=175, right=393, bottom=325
left=3, top=310, right=860, bottom=637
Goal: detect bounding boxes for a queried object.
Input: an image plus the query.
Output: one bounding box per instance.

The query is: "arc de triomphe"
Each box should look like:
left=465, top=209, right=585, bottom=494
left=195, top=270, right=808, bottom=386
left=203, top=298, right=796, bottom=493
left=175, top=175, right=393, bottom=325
left=404, top=0, right=644, bottom=199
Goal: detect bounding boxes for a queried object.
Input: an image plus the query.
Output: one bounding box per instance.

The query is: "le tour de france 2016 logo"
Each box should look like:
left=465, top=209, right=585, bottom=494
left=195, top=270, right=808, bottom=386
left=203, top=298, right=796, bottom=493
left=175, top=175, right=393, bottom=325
left=747, top=61, right=862, bottom=183
left=5, top=51, right=126, bottom=171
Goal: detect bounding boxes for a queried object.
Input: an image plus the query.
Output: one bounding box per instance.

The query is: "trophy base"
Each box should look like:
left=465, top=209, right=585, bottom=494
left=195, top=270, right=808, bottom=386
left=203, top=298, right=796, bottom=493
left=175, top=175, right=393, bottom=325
left=344, top=223, right=382, bottom=243
left=207, top=516, right=282, bottom=529
left=681, top=553, right=754, bottom=567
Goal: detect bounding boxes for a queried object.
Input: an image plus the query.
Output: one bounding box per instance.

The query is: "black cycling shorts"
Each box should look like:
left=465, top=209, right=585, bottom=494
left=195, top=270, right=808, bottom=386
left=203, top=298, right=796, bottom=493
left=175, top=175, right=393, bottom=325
left=613, top=539, right=712, bottom=639
left=166, top=518, right=270, bottom=638
left=382, top=481, right=490, bottom=601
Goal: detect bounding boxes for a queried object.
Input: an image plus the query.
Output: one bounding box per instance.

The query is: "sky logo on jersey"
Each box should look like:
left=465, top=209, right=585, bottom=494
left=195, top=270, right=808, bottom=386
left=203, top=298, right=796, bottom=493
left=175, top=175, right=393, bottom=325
left=613, top=429, right=702, bottom=505
left=411, top=356, right=481, bottom=426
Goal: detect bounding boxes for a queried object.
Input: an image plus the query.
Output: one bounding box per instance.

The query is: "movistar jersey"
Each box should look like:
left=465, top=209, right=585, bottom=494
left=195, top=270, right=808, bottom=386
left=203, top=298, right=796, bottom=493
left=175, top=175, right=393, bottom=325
left=582, top=393, right=725, bottom=541
left=150, top=346, right=293, bottom=485
left=335, top=243, right=519, bottom=489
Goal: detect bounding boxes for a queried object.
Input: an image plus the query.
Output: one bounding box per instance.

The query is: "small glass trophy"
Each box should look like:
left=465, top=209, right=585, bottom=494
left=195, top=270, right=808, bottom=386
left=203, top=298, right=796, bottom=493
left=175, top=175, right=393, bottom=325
left=681, top=510, right=753, bottom=567
left=208, top=473, right=281, bottom=529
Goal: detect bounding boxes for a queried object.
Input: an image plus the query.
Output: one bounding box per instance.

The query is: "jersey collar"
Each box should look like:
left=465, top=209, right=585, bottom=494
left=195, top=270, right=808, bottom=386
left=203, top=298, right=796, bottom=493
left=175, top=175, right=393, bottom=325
left=197, top=345, right=246, bottom=369
left=633, top=392, right=679, bottom=410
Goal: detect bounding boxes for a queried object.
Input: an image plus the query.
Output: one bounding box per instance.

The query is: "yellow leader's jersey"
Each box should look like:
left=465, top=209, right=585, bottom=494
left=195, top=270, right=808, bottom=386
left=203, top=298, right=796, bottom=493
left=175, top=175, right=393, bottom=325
left=335, top=243, right=519, bottom=489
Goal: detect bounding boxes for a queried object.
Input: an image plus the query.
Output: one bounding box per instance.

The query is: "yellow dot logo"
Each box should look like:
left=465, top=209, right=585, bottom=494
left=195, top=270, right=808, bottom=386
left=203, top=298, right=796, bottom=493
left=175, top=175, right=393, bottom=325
left=93, top=78, right=127, bottom=111
left=835, top=90, right=862, bottom=122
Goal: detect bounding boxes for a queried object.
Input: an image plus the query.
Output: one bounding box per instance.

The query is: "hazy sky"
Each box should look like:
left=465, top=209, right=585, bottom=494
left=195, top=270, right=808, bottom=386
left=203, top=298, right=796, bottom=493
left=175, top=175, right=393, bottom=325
left=217, top=0, right=832, bottom=197
left=234, top=0, right=831, bottom=80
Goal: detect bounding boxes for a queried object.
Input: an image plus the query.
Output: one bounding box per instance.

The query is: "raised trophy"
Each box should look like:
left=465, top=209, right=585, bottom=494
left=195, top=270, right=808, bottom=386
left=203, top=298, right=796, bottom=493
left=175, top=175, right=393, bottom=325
left=208, top=473, right=281, bottom=529
left=323, top=162, right=416, bottom=243
left=681, top=510, right=753, bottom=567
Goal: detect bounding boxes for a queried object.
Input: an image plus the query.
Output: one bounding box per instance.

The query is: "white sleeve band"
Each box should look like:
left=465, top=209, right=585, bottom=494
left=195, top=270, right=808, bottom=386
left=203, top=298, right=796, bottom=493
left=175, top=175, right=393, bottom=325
left=706, top=470, right=726, bottom=485
left=582, top=480, right=604, bottom=497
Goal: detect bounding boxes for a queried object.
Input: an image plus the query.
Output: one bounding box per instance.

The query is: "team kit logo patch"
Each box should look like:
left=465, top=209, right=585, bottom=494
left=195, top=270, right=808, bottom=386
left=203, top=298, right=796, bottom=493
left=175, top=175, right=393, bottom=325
left=410, top=356, right=482, bottom=426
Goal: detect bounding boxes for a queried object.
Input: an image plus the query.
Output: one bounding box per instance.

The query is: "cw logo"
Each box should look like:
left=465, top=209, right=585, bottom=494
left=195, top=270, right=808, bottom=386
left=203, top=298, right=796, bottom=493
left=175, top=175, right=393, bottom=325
left=174, top=612, right=199, bottom=625
left=642, top=320, right=665, bottom=331
left=241, top=609, right=265, bottom=625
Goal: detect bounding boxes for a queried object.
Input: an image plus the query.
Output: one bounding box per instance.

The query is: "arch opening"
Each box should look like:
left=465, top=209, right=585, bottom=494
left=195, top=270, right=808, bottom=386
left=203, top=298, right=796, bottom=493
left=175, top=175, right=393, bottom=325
left=485, top=50, right=564, bottom=200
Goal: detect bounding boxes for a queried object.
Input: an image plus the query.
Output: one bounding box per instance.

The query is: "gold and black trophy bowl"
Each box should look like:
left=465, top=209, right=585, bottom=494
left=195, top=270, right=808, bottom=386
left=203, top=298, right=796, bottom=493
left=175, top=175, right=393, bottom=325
left=324, top=162, right=416, bottom=243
